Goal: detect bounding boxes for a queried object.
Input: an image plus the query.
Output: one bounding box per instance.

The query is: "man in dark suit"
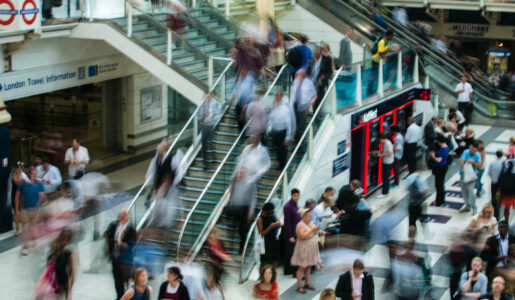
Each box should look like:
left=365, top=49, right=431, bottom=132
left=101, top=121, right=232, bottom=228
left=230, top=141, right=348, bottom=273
left=336, top=180, right=361, bottom=212
left=423, top=116, right=438, bottom=152
left=481, top=220, right=514, bottom=281
left=105, top=209, right=137, bottom=300
left=335, top=259, right=375, bottom=300
left=339, top=28, right=354, bottom=67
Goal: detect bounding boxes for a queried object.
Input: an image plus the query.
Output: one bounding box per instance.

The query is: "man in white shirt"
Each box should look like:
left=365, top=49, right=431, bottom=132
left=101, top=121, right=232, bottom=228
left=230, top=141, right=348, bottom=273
left=392, top=126, right=404, bottom=186
left=455, top=75, right=474, bottom=125
left=404, top=117, right=422, bottom=174
left=312, top=196, right=342, bottom=229
left=268, top=91, right=293, bottom=170
left=291, top=69, right=317, bottom=141
left=64, top=139, right=90, bottom=179
left=488, top=150, right=504, bottom=219
left=199, top=91, right=221, bottom=170
left=36, top=156, right=62, bottom=193
left=377, top=132, right=394, bottom=198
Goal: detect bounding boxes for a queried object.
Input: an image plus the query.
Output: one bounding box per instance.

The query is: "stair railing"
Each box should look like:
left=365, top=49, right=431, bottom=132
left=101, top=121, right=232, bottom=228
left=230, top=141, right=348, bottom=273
left=128, top=59, right=235, bottom=227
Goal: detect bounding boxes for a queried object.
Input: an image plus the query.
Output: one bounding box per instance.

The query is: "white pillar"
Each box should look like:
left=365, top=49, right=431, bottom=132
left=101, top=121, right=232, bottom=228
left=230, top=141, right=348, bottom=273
left=355, top=63, right=362, bottom=106
left=413, top=54, right=419, bottom=83
left=208, top=56, right=214, bottom=89
left=378, top=59, right=384, bottom=98
left=167, top=30, right=173, bottom=65
left=127, top=4, right=133, bottom=37
left=397, top=51, right=402, bottom=90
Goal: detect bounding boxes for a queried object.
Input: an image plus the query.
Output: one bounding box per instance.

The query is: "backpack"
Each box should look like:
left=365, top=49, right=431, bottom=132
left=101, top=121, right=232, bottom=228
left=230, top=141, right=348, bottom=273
left=371, top=36, right=383, bottom=55
left=287, top=46, right=303, bottom=68
left=499, top=164, right=515, bottom=196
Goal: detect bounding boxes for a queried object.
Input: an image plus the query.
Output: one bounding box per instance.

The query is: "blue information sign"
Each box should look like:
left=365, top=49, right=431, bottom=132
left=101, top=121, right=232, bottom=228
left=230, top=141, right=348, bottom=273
left=337, top=140, right=346, bottom=156
left=333, top=153, right=349, bottom=177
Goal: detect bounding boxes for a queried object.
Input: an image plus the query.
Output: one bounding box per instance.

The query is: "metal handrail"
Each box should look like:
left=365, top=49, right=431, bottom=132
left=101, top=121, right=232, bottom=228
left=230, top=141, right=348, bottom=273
left=180, top=63, right=291, bottom=262
left=176, top=119, right=252, bottom=259
left=127, top=60, right=234, bottom=214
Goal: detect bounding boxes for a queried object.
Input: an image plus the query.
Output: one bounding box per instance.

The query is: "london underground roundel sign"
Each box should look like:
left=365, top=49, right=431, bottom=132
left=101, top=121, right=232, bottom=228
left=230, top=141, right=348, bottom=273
left=0, top=0, right=16, bottom=26
left=21, top=0, right=38, bottom=25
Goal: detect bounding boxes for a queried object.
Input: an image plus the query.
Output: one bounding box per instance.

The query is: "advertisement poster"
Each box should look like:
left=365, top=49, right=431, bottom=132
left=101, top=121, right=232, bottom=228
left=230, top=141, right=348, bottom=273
left=141, top=85, right=162, bottom=122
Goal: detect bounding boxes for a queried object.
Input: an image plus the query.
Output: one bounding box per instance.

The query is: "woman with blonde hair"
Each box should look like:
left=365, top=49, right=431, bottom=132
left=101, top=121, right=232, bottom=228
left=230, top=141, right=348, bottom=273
left=120, top=268, right=152, bottom=300
left=319, top=288, right=336, bottom=300
left=466, top=203, right=497, bottom=246
left=291, top=208, right=321, bottom=293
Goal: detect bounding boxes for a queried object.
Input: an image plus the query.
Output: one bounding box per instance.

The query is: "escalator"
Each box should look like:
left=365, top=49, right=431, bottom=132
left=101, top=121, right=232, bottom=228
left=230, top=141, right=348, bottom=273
left=299, top=0, right=515, bottom=121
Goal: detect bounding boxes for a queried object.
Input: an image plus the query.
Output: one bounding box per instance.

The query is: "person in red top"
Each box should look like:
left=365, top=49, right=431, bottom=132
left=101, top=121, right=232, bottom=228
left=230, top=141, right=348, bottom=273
left=505, top=136, right=515, bottom=159
left=205, top=228, right=233, bottom=282
left=253, top=265, right=279, bottom=300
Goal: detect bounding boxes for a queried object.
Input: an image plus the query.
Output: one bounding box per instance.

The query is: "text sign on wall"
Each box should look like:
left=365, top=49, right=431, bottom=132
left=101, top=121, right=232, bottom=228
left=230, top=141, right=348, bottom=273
left=0, top=55, right=139, bottom=101
left=337, top=140, right=346, bottom=156
left=0, top=0, right=41, bottom=31
left=333, top=153, right=349, bottom=177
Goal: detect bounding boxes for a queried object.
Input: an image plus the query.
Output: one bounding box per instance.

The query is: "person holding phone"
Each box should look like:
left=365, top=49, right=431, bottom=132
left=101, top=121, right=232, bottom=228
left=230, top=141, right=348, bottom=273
left=459, top=257, right=487, bottom=300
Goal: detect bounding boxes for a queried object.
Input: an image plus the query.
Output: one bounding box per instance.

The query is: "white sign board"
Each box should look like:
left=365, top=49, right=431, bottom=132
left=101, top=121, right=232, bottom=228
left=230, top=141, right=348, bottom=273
left=0, top=54, right=141, bottom=100
left=0, top=0, right=41, bottom=31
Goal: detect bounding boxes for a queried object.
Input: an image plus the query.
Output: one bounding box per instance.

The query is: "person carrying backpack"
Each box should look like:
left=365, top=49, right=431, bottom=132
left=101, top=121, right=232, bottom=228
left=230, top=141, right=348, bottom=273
left=367, top=30, right=394, bottom=95
left=287, top=35, right=313, bottom=79
left=499, top=160, right=515, bottom=222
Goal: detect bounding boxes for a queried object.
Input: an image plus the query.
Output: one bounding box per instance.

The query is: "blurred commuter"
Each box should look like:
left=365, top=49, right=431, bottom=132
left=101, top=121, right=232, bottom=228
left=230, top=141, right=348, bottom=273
left=158, top=266, right=189, bottom=300
left=455, top=75, right=474, bottom=126
left=459, top=257, right=487, bottom=300
left=481, top=221, right=513, bottom=281
left=283, top=188, right=301, bottom=275
left=226, top=134, right=271, bottom=253
left=120, top=268, right=152, bottom=300
left=392, top=126, right=404, bottom=187
left=404, top=116, right=422, bottom=174
left=431, top=136, right=450, bottom=206
left=370, top=11, right=388, bottom=30
left=199, top=91, right=221, bottom=170
left=15, top=166, right=45, bottom=255
left=460, top=142, right=482, bottom=214
left=476, top=140, right=486, bottom=197
left=37, top=156, right=62, bottom=194
left=105, top=209, right=137, bottom=300
left=291, top=69, right=317, bottom=141
left=64, top=139, right=89, bottom=179
left=406, top=170, right=429, bottom=231
left=268, top=91, right=294, bottom=170
left=51, top=229, right=75, bottom=300
left=499, top=161, right=515, bottom=223
left=335, top=259, right=374, bottom=300
left=246, top=92, right=267, bottom=138
left=288, top=35, right=313, bottom=78
left=479, top=276, right=510, bottom=300
left=505, top=136, right=515, bottom=159
left=291, top=208, right=321, bottom=293
left=489, top=150, right=505, bottom=219
left=200, top=265, right=224, bottom=300
left=257, top=202, right=281, bottom=270
left=166, top=0, right=186, bottom=47
left=339, top=28, right=353, bottom=67
left=449, top=233, right=480, bottom=299
left=9, top=162, right=28, bottom=236
left=205, top=228, right=233, bottom=282
left=316, top=43, right=335, bottom=107
left=392, top=6, right=408, bottom=26
left=253, top=264, right=279, bottom=300
left=391, top=250, right=427, bottom=300
left=268, top=28, right=285, bottom=72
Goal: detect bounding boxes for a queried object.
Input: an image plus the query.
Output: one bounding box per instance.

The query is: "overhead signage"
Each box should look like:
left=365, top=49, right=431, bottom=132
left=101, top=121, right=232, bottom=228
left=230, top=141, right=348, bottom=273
left=429, top=22, right=515, bottom=41
left=0, top=0, right=40, bottom=31
left=351, top=88, right=431, bottom=128
left=0, top=55, right=141, bottom=101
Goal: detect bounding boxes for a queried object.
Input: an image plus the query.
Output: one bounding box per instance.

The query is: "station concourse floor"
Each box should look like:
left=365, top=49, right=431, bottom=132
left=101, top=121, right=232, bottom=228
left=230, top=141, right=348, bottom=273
left=0, top=124, right=514, bottom=299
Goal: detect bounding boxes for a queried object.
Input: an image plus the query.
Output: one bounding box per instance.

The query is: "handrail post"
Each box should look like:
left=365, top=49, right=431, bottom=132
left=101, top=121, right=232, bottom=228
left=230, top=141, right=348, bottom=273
left=208, top=56, right=214, bottom=89
left=355, top=63, right=362, bottom=106
left=221, top=74, right=226, bottom=101
left=192, top=0, right=197, bottom=7
left=397, top=51, right=402, bottom=90
left=193, top=114, right=199, bottom=139
left=330, top=82, right=337, bottom=117
left=282, top=174, right=288, bottom=206
left=167, top=30, right=173, bottom=65
left=434, top=93, right=439, bottom=114
left=424, top=75, right=430, bottom=89
left=413, top=54, right=419, bottom=83
left=225, top=0, right=230, bottom=16
left=308, top=126, right=313, bottom=159
left=127, top=4, right=133, bottom=37
left=378, top=59, right=384, bottom=98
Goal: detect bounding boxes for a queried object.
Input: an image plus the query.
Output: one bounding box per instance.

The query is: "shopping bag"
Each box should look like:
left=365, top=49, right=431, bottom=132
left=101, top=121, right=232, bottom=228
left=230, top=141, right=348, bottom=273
left=255, top=235, right=266, bottom=255
left=463, top=163, right=478, bottom=183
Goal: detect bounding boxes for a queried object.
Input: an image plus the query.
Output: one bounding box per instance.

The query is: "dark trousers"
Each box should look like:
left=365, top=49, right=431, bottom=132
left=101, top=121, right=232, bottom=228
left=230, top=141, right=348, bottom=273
left=201, top=124, right=215, bottom=169
left=111, top=257, right=124, bottom=300
left=283, top=240, right=297, bottom=275
left=235, top=103, right=245, bottom=132
left=270, top=130, right=287, bottom=170
left=393, top=158, right=401, bottom=185
left=225, top=204, right=250, bottom=254
left=409, top=203, right=422, bottom=226
left=367, top=61, right=379, bottom=96
left=434, top=164, right=448, bottom=206
left=458, top=102, right=471, bottom=125
left=405, top=143, right=417, bottom=174
left=382, top=163, right=393, bottom=195
left=294, top=106, right=307, bottom=141
left=491, top=182, right=499, bottom=219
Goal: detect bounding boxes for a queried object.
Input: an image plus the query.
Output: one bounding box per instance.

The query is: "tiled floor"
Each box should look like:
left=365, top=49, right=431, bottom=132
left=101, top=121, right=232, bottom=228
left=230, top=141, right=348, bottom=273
left=0, top=124, right=513, bottom=299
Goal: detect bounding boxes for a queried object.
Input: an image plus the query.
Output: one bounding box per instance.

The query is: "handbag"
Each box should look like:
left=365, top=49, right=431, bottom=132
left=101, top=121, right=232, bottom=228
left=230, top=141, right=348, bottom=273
left=33, top=259, right=57, bottom=299
left=463, top=163, right=478, bottom=183
left=255, top=235, right=266, bottom=255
